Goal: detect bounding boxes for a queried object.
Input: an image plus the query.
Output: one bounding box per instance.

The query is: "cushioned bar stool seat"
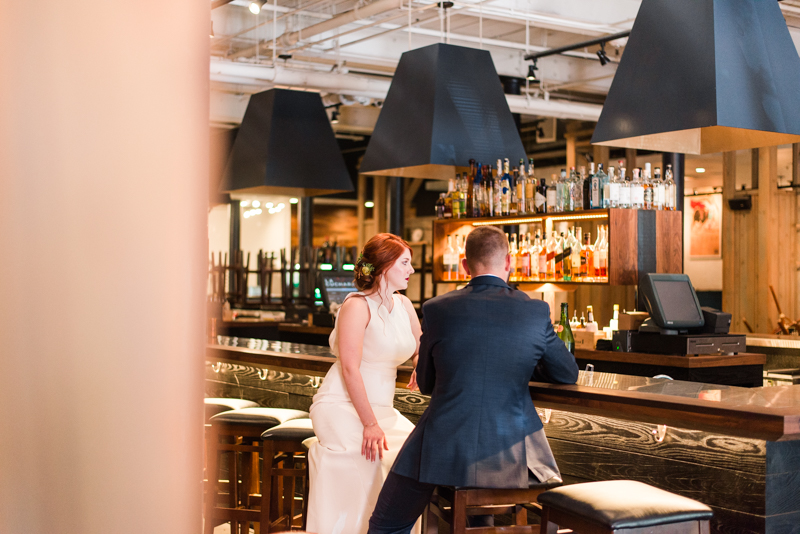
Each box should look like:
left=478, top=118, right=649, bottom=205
left=205, top=408, right=309, bottom=534
left=204, top=398, right=259, bottom=422
left=427, top=478, right=563, bottom=534
left=537, top=480, right=713, bottom=534
left=260, top=419, right=316, bottom=533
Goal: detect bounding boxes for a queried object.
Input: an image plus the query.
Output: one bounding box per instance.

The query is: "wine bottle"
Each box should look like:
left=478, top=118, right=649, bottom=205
left=557, top=302, right=575, bottom=354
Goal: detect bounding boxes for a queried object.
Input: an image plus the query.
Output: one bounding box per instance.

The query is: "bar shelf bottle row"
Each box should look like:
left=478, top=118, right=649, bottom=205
left=441, top=225, right=610, bottom=284
left=436, top=158, right=679, bottom=220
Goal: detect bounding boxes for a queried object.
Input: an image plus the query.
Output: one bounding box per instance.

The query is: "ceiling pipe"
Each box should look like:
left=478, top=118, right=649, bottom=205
left=210, top=60, right=604, bottom=121
left=279, top=0, right=404, bottom=47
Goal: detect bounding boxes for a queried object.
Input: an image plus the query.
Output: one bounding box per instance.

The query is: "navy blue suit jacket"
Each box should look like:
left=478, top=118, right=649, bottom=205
left=391, top=275, right=579, bottom=488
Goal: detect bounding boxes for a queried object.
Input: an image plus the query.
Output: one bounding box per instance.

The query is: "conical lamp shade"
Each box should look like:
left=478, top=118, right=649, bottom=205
left=361, top=43, right=526, bottom=179
left=592, top=0, right=800, bottom=154
left=222, top=89, right=353, bottom=196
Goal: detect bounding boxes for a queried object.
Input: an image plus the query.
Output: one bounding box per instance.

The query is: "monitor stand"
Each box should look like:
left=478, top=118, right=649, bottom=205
left=638, top=318, right=683, bottom=336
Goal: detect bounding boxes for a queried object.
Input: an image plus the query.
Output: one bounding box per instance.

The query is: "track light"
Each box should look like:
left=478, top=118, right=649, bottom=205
left=331, top=110, right=340, bottom=124
left=249, top=0, right=266, bottom=14
left=210, top=21, right=215, bottom=38
left=526, top=61, right=539, bottom=84
left=597, top=42, right=610, bottom=66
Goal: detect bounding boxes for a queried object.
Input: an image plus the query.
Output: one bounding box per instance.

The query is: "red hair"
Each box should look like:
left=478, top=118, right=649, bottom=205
left=354, top=233, right=412, bottom=291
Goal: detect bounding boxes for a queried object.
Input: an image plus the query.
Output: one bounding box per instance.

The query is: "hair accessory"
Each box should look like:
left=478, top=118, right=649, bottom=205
left=357, top=252, right=374, bottom=277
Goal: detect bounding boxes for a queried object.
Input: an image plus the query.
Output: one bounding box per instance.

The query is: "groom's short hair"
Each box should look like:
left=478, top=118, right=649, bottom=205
left=465, top=226, right=509, bottom=271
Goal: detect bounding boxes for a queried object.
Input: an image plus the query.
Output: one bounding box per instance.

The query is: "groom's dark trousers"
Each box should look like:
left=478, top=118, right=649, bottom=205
left=367, top=276, right=578, bottom=534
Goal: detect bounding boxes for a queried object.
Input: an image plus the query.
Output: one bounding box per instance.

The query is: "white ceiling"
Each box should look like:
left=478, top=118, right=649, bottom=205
left=210, top=0, right=800, bottom=189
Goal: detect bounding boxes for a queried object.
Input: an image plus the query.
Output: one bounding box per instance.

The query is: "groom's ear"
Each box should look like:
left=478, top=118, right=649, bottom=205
left=504, top=254, right=511, bottom=272
left=462, top=258, right=471, bottom=277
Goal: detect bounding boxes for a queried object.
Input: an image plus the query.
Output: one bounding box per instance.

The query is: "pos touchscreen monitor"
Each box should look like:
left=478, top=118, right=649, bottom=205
left=639, top=273, right=705, bottom=330
left=318, top=273, right=358, bottom=310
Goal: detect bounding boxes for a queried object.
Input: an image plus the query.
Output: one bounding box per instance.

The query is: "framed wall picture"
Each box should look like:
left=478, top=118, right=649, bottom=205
left=688, top=193, right=722, bottom=259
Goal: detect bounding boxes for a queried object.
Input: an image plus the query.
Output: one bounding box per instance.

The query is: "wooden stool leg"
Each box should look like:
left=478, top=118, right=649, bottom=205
left=261, top=441, right=274, bottom=533
left=302, top=455, right=310, bottom=530
left=204, top=425, right=221, bottom=534
left=452, top=490, right=467, bottom=534
left=539, top=506, right=558, bottom=534
left=515, top=504, right=527, bottom=526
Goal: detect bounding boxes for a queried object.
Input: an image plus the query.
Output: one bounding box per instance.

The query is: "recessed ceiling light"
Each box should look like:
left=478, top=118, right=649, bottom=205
left=249, top=0, right=266, bottom=14
left=289, top=198, right=299, bottom=204
left=365, top=201, right=375, bottom=208
left=695, top=167, right=706, bottom=173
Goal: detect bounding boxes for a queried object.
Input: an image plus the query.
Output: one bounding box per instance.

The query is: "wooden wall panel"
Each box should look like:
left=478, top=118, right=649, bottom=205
left=655, top=210, right=683, bottom=273
left=723, top=147, right=797, bottom=334
left=608, top=208, right=638, bottom=285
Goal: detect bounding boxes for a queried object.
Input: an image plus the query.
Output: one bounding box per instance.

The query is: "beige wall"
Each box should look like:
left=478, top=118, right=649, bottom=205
left=0, top=2, right=208, bottom=534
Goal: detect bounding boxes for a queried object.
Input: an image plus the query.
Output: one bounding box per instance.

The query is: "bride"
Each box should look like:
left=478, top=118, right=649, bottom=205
left=306, top=233, right=422, bottom=534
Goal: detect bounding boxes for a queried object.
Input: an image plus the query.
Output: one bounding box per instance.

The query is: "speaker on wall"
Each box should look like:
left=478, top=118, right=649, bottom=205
left=728, top=196, right=752, bottom=211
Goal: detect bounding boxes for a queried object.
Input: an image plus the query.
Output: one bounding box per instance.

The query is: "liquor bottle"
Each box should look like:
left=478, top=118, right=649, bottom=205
left=607, top=166, right=620, bottom=208
left=483, top=165, right=493, bottom=217
left=473, top=163, right=483, bottom=218
left=562, top=230, right=573, bottom=281
left=567, top=167, right=580, bottom=212
left=610, top=303, right=620, bottom=331
left=537, top=233, right=547, bottom=281
left=555, top=232, right=565, bottom=280
left=579, top=313, right=586, bottom=330
left=494, top=161, right=503, bottom=216
left=443, top=235, right=458, bottom=281
left=444, top=178, right=455, bottom=218
left=664, top=164, right=676, bottom=211
left=456, top=235, right=467, bottom=280
left=466, top=159, right=476, bottom=218
left=642, top=162, right=654, bottom=210
left=630, top=168, right=644, bottom=209
left=435, top=193, right=446, bottom=219
left=526, top=159, right=537, bottom=214
left=574, top=166, right=585, bottom=211
left=653, top=166, right=665, bottom=211
left=545, top=231, right=556, bottom=280
left=618, top=166, right=632, bottom=209
left=585, top=162, right=595, bottom=210
left=595, top=164, right=607, bottom=209
left=585, top=305, right=598, bottom=332
left=571, top=227, right=582, bottom=281
left=509, top=233, right=519, bottom=281
left=501, top=159, right=512, bottom=216
left=557, top=302, right=575, bottom=354
left=570, top=310, right=580, bottom=329
left=581, top=231, right=592, bottom=279
left=520, top=233, right=532, bottom=280
left=546, top=176, right=557, bottom=213
left=460, top=173, right=469, bottom=218
left=598, top=225, right=608, bottom=278
left=555, top=169, right=567, bottom=212
left=516, top=159, right=526, bottom=215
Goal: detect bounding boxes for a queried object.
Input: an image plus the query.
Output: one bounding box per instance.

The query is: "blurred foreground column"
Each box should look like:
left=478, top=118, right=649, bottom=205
left=0, top=2, right=208, bottom=534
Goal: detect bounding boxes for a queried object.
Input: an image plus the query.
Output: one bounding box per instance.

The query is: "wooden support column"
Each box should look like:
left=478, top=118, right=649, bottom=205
left=625, top=148, right=637, bottom=171
left=723, top=146, right=796, bottom=333
left=593, top=145, right=610, bottom=171
left=565, top=134, right=577, bottom=170
left=357, top=174, right=366, bottom=249
left=373, top=175, right=388, bottom=234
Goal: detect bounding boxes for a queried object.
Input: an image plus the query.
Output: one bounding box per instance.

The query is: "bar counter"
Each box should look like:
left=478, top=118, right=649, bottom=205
left=206, top=337, right=800, bottom=532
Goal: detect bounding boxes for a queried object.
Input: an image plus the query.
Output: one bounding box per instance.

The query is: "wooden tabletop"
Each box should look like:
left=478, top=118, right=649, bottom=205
left=576, top=348, right=765, bottom=368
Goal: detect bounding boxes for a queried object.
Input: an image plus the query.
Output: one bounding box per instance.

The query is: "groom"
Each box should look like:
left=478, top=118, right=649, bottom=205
left=367, top=225, right=579, bottom=534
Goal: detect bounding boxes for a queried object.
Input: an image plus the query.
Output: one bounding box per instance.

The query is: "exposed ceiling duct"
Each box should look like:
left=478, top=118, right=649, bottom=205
left=361, top=43, right=526, bottom=180
left=592, top=0, right=800, bottom=154
left=209, top=59, right=605, bottom=122
left=222, top=88, right=353, bottom=196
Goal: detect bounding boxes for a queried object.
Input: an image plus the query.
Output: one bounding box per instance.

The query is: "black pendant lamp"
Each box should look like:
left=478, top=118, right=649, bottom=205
left=592, top=0, right=800, bottom=155
left=222, top=88, right=353, bottom=196
left=361, top=43, right=526, bottom=179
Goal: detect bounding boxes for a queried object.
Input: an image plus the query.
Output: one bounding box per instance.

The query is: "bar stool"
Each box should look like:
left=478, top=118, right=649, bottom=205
left=538, top=480, right=713, bottom=534
left=204, top=398, right=259, bottom=422
left=260, top=418, right=316, bottom=532
left=205, top=408, right=309, bottom=534
left=427, top=477, right=562, bottom=534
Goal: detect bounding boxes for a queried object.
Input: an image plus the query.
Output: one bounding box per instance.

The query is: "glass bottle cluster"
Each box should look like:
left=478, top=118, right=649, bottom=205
left=442, top=224, right=609, bottom=284
left=435, top=158, right=679, bottom=218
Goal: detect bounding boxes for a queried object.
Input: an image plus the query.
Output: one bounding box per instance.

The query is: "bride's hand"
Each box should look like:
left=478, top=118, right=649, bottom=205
left=362, top=423, right=388, bottom=462
left=407, top=370, right=418, bottom=392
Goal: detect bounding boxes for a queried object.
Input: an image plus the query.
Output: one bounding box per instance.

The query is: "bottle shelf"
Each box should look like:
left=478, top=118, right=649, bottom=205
left=432, top=208, right=683, bottom=286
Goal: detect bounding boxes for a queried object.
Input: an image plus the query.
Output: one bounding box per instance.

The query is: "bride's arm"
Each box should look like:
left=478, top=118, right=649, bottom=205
left=337, top=296, right=387, bottom=462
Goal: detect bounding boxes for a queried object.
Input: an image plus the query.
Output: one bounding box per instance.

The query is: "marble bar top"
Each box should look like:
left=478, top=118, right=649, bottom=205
left=207, top=337, right=800, bottom=441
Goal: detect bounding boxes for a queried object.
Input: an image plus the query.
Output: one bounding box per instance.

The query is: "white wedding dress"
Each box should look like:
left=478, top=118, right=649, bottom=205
left=307, top=292, right=421, bottom=534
